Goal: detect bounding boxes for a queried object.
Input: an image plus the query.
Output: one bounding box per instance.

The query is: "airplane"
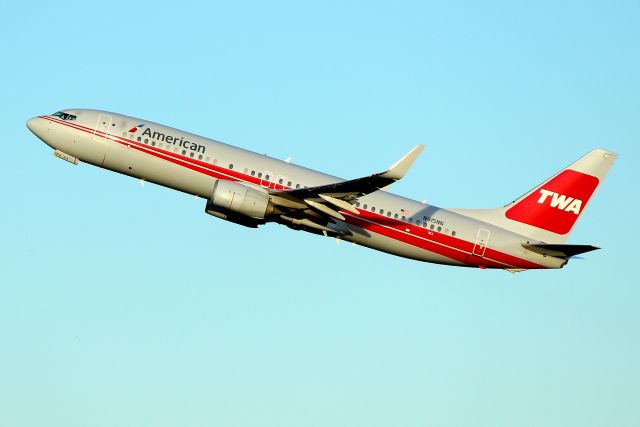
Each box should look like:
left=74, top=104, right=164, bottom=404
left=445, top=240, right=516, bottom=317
left=26, top=109, right=617, bottom=272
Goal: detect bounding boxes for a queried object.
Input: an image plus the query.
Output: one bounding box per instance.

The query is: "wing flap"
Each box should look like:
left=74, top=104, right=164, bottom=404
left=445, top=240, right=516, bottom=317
left=318, top=194, right=359, bottom=214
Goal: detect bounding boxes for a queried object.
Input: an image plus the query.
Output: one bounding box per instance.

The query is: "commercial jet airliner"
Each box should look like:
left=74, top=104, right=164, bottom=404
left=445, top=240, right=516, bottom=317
left=27, top=109, right=617, bottom=272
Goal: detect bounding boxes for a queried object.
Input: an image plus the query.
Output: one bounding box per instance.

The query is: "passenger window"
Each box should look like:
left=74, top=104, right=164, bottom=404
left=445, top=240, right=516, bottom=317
left=279, top=178, right=283, bottom=184
left=401, top=216, right=406, bottom=221
left=182, top=150, right=186, bottom=155
left=394, top=213, right=399, bottom=219
left=452, top=231, right=457, bottom=237
left=137, top=137, right=141, bottom=142
left=408, top=218, right=413, bottom=224
left=198, top=154, right=203, bottom=160
left=229, top=164, right=233, bottom=169
left=265, top=174, right=270, bottom=180
left=380, top=209, right=384, bottom=215
left=371, top=207, right=376, bottom=212
left=151, top=141, right=156, bottom=146
left=296, top=184, right=300, bottom=189
left=251, top=170, right=255, bottom=176
left=430, top=224, right=434, bottom=230
left=144, top=138, right=148, bottom=144
left=387, top=211, right=392, bottom=217
left=356, top=202, right=361, bottom=207
left=190, top=152, right=194, bottom=158
left=174, top=147, right=179, bottom=153
left=363, top=204, right=368, bottom=210
left=437, top=226, right=442, bottom=232
left=287, top=181, right=292, bottom=187
left=258, top=172, right=262, bottom=178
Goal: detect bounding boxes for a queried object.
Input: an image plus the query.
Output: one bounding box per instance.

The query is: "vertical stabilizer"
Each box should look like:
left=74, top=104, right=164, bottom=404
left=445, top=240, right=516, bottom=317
left=452, top=149, right=618, bottom=243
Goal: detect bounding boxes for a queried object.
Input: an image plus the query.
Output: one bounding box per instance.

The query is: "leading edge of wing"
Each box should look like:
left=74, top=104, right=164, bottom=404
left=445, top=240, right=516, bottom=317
left=269, top=144, right=425, bottom=202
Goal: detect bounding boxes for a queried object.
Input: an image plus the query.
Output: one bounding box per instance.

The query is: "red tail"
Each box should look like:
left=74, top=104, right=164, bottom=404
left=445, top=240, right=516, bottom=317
left=505, top=169, right=599, bottom=235
left=451, top=149, right=617, bottom=244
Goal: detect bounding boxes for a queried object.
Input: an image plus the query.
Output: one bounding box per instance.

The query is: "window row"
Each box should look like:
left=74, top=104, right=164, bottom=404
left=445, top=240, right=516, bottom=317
left=354, top=202, right=457, bottom=236
left=122, top=132, right=307, bottom=189
left=246, top=169, right=307, bottom=189
left=125, top=132, right=219, bottom=162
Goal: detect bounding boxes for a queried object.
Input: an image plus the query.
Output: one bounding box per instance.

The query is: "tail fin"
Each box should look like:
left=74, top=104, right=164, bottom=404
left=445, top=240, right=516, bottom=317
left=453, top=149, right=618, bottom=243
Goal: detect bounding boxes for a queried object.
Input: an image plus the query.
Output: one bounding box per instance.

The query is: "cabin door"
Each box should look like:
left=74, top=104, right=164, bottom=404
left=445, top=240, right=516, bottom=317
left=93, top=114, right=112, bottom=142
left=472, top=228, right=490, bottom=257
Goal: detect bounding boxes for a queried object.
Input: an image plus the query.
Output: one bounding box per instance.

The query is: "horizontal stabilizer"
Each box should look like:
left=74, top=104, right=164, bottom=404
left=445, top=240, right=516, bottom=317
left=522, top=243, right=600, bottom=258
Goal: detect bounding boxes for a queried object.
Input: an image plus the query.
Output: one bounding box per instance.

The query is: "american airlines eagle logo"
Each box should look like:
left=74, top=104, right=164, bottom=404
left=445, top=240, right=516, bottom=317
left=537, top=190, right=583, bottom=215
left=128, top=124, right=145, bottom=133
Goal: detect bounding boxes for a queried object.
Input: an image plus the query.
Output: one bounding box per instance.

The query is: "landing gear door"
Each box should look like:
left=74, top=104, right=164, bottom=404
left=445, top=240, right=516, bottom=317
left=472, top=228, right=490, bottom=257
left=93, top=114, right=112, bottom=142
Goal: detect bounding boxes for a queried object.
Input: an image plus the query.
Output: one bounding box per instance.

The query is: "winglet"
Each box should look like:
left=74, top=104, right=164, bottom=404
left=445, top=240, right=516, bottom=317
left=379, top=144, right=425, bottom=180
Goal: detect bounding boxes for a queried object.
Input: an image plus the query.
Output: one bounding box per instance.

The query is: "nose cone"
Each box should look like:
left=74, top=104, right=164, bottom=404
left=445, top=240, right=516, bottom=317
left=26, top=116, right=49, bottom=143
left=26, top=117, right=38, bottom=133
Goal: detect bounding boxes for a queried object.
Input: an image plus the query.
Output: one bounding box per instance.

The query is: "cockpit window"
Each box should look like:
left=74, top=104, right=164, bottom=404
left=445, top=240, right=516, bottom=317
left=51, top=111, right=77, bottom=121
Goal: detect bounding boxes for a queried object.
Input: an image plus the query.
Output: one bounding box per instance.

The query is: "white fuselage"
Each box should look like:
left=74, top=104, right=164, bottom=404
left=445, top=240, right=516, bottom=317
left=27, top=109, right=567, bottom=270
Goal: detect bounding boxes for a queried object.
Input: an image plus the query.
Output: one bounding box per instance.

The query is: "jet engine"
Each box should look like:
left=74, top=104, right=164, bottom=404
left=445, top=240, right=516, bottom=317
left=205, top=202, right=266, bottom=228
left=208, top=179, right=273, bottom=219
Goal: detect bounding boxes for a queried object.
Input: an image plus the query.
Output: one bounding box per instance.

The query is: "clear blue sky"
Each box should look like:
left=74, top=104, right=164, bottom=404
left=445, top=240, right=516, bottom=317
left=2, top=1, right=638, bottom=426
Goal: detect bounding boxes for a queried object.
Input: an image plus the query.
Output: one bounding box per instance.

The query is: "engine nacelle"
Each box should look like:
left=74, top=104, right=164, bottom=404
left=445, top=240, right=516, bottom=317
left=205, top=202, right=266, bottom=228
left=210, top=179, right=271, bottom=219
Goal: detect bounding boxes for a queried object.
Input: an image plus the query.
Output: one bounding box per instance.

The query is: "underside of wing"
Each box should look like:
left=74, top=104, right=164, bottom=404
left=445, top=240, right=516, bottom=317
left=267, top=145, right=425, bottom=233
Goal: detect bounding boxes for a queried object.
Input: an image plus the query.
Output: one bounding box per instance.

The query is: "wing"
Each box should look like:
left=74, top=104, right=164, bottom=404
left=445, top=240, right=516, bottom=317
left=269, top=145, right=424, bottom=230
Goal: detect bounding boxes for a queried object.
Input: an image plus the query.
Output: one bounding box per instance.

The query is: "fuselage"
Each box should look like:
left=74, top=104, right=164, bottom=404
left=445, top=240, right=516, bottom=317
left=26, top=109, right=567, bottom=270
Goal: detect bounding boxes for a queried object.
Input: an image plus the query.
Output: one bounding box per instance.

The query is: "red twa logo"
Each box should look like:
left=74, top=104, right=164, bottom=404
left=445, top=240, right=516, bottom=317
left=505, top=169, right=599, bottom=234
